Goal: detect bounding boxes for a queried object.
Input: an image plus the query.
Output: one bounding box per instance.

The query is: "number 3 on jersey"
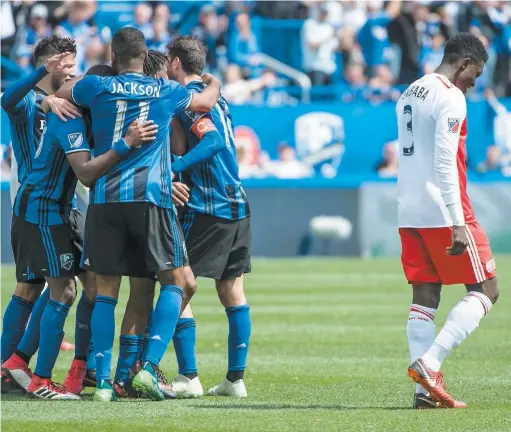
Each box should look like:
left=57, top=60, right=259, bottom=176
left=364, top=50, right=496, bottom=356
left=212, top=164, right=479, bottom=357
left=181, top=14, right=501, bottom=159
left=112, top=100, right=150, bottom=144
left=403, top=105, right=414, bottom=156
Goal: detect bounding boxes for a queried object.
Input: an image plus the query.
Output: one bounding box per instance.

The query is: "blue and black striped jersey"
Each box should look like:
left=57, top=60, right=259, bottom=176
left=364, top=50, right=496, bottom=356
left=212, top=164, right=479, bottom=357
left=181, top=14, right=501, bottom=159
left=14, top=114, right=90, bottom=226
left=176, top=80, right=249, bottom=220
left=72, top=73, right=192, bottom=209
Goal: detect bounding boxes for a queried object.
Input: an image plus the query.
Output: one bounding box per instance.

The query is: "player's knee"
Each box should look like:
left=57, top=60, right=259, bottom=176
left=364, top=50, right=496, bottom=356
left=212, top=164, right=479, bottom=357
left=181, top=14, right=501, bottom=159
left=14, top=282, right=44, bottom=303
left=412, top=283, right=441, bottom=309
left=78, top=271, right=97, bottom=301
left=216, top=277, right=246, bottom=308
left=157, top=268, right=185, bottom=289
left=482, top=278, right=499, bottom=304
left=49, top=278, right=77, bottom=305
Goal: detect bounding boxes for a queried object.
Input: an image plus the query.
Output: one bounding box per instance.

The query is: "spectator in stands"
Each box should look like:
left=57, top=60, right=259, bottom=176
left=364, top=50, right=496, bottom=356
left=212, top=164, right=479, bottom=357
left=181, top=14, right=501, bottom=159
left=268, top=143, right=313, bottom=179
left=223, top=64, right=276, bottom=105
left=419, top=33, right=445, bottom=74
left=192, top=5, right=228, bottom=73
left=341, top=62, right=368, bottom=102
left=81, top=35, right=107, bottom=72
left=301, top=4, right=339, bottom=85
left=357, top=0, right=401, bottom=75
left=229, top=12, right=261, bottom=77
left=128, top=2, right=153, bottom=39
left=13, top=46, right=33, bottom=77
left=20, top=4, right=52, bottom=50
left=476, top=145, right=508, bottom=174
left=375, top=140, right=398, bottom=177
left=147, top=18, right=172, bottom=51
left=367, top=64, right=401, bottom=103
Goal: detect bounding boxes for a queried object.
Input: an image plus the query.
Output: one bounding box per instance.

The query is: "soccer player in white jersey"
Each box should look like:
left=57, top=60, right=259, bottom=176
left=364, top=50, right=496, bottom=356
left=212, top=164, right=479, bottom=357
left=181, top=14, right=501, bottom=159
left=396, top=33, right=499, bottom=409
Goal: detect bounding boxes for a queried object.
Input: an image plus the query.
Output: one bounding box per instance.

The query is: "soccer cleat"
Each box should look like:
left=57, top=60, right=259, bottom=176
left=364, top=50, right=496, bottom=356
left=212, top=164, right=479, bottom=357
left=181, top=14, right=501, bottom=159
left=1, top=353, right=32, bottom=392
left=413, top=393, right=438, bottom=409
left=207, top=378, right=247, bottom=398
left=1, top=374, right=24, bottom=395
left=170, top=374, right=204, bottom=398
left=408, top=359, right=467, bottom=408
left=132, top=362, right=164, bottom=401
left=93, top=379, right=117, bottom=402
left=113, top=379, right=140, bottom=399
left=27, top=376, right=80, bottom=400
left=63, top=359, right=87, bottom=395
left=60, top=339, right=75, bottom=351
left=154, top=367, right=177, bottom=399
left=82, top=368, right=97, bottom=388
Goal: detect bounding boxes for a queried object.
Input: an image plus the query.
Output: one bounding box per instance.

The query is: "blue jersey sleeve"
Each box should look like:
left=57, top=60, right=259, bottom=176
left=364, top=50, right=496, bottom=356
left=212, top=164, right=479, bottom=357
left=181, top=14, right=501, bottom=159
left=72, top=75, right=103, bottom=108
left=54, top=116, right=91, bottom=154
left=168, top=82, right=193, bottom=114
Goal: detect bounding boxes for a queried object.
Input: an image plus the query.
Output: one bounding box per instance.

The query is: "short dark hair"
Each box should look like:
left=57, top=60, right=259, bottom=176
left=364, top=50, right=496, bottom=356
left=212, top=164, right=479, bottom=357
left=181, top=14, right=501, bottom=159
left=167, top=36, right=206, bottom=75
left=443, top=32, right=488, bottom=65
left=85, top=64, right=116, bottom=77
left=111, top=27, right=147, bottom=66
left=144, top=50, right=167, bottom=77
left=33, top=35, right=76, bottom=66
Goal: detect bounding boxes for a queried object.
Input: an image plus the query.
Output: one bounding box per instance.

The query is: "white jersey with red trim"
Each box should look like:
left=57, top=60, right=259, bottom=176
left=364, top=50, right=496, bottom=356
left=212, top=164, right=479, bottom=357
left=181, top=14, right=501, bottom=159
left=396, top=73, right=475, bottom=228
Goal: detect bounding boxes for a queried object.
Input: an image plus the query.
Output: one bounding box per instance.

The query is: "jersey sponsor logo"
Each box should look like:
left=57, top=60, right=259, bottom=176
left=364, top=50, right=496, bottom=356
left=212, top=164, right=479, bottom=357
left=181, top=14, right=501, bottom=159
left=191, top=117, right=216, bottom=139
left=448, top=118, right=460, bottom=133
left=68, top=132, right=83, bottom=148
left=486, top=258, right=496, bottom=273
left=60, top=253, right=74, bottom=271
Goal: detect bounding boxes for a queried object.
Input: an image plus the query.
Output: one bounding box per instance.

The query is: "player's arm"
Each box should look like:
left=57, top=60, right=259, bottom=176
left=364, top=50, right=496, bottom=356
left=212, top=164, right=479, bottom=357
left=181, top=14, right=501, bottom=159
left=1, top=52, right=74, bottom=114
left=55, top=75, right=103, bottom=110
left=434, top=92, right=468, bottom=255
left=187, top=74, right=221, bottom=112
left=170, top=118, right=187, bottom=156
left=41, top=95, right=82, bottom=122
left=172, top=114, right=223, bottom=174
left=65, top=120, right=158, bottom=187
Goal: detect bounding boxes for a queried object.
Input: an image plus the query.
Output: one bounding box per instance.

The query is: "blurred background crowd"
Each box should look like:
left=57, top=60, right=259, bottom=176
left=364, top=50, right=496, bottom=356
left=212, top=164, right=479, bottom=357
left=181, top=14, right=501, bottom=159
left=1, top=0, right=510, bottom=180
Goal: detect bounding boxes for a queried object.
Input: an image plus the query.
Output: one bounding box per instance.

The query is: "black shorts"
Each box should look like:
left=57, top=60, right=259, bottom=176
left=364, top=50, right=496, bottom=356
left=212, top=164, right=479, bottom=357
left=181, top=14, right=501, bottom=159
left=181, top=211, right=251, bottom=280
left=11, top=209, right=85, bottom=282
left=82, top=203, right=186, bottom=277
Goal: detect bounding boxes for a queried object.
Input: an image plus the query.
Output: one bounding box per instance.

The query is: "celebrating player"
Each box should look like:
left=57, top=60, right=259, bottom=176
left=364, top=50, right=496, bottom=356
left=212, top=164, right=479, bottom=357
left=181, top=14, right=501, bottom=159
left=56, top=27, right=220, bottom=402
left=0, top=35, right=90, bottom=394
left=396, top=33, right=498, bottom=409
left=167, top=36, right=252, bottom=398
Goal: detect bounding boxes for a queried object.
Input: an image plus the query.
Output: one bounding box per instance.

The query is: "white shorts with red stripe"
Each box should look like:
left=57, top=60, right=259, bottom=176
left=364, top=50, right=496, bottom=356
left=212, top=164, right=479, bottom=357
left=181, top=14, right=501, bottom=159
left=399, top=221, right=496, bottom=286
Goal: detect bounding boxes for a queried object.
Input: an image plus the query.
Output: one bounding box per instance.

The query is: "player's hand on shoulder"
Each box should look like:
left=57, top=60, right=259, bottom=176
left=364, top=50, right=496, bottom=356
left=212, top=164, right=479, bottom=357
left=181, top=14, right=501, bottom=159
left=44, top=52, right=74, bottom=74
left=172, top=182, right=190, bottom=206
left=124, top=120, right=159, bottom=148
left=45, top=95, right=82, bottom=121
left=446, top=225, right=469, bottom=256
left=201, top=73, right=220, bottom=86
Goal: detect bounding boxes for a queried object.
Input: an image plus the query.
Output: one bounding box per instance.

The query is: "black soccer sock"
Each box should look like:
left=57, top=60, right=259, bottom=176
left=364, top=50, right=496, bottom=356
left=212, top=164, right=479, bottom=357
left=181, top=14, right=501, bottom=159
left=184, top=372, right=198, bottom=380
left=226, top=370, right=244, bottom=383
left=14, top=349, right=31, bottom=364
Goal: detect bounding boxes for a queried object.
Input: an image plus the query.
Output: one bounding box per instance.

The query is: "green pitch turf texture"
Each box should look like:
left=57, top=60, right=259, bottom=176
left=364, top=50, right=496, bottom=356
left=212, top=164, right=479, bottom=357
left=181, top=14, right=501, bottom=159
left=1, top=258, right=510, bottom=432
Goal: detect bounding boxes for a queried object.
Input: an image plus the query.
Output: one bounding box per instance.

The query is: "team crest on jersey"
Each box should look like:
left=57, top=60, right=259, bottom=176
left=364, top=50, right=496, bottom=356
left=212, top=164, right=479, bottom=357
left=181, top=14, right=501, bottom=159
left=68, top=133, right=83, bottom=148
left=60, top=253, right=74, bottom=271
left=448, top=118, right=460, bottom=133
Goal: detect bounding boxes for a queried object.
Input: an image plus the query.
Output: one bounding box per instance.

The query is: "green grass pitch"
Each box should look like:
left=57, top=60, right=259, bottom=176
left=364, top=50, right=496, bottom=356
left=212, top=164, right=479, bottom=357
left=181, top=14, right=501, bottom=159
left=1, top=258, right=510, bottom=432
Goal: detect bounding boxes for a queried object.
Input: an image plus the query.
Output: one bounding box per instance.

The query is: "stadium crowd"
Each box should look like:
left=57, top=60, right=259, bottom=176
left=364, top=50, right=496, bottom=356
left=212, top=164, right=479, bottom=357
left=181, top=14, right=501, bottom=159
left=1, top=0, right=510, bottom=178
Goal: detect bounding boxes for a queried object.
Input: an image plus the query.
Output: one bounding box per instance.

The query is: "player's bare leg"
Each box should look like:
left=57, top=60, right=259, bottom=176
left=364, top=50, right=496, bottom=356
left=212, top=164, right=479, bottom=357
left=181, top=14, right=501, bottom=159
left=90, top=275, right=122, bottom=402
left=208, top=275, right=250, bottom=398
left=406, top=283, right=441, bottom=408
left=170, top=266, right=204, bottom=398
left=113, top=277, right=155, bottom=398
left=409, top=278, right=498, bottom=408
left=63, top=271, right=97, bottom=395
left=133, top=268, right=185, bottom=401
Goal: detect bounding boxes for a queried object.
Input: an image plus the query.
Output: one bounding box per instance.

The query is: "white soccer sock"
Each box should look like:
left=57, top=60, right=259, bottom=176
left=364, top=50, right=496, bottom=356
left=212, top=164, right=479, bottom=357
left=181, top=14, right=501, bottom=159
left=407, top=304, right=437, bottom=395
left=422, top=292, right=493, bottom=372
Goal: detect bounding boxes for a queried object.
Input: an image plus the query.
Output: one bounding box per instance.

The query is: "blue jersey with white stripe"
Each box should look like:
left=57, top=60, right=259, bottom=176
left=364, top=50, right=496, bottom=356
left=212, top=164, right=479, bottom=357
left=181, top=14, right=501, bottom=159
left=72, top=73, right=192, bottom=208
left=4, top=88, right=47, bottom=185
left=14, top=114, right=90, bottom=225
left=176, top=81, right=249, bottom=220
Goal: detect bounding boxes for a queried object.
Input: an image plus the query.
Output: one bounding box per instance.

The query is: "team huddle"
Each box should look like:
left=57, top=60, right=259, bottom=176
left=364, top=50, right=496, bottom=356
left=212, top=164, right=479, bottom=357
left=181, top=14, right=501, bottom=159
left=1, top=28, right=251, bottom=402
left=0, top=29, right=499, bottom=409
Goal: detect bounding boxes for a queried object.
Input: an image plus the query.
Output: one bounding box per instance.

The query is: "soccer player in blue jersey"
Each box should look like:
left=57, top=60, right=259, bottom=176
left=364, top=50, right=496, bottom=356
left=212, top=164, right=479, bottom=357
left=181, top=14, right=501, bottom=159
left=166, top=36, right=252, bottom=398
left=5, top=63, right=158, bottom=400
left=56, top=27, right=221, bottom=402
left=0, top=35, right=87, bottom=394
